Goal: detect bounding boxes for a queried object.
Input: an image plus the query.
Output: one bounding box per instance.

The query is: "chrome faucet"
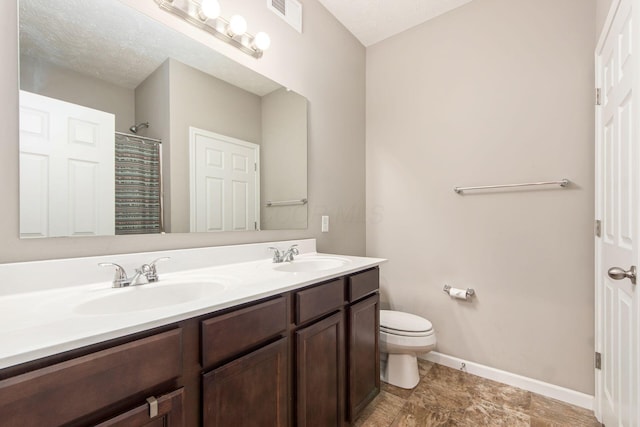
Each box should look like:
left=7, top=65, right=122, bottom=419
left=283, top=245, right=299, bottom=262
left=268, top=245, right=299, bottom=263
left=129, top=264, right=152, bottom=286
left=99, top=257, right=170, bottom=288
left=143, top=257, right=170, bottom=282
left=98, top=262, right=131, bottom=288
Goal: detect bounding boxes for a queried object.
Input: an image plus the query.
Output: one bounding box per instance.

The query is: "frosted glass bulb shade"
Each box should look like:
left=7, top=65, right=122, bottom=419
left=253, top=32, right=271, bottom=51
left=200, top=0, right=220, bottom=19
left=228, top=15, right=247, bottom=36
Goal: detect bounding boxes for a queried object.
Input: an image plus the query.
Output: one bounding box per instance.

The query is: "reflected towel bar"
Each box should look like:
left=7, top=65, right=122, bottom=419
left=265, top=198, right=308, bottom=207
left=454, top=179, right=570, bottom=194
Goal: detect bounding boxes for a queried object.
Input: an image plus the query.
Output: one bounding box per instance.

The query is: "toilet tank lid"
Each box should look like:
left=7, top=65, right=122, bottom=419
left=380, top=310, right=433, bottom=333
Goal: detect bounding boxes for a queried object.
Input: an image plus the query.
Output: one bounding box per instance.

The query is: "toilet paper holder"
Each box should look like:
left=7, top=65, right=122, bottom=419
left=443, top=284, right=475, bottom=298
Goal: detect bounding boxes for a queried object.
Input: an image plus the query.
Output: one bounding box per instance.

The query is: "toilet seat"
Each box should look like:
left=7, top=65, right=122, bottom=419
left=380, top=310, right=433, bottom=337
left=380, top=326, right=434, bottom=337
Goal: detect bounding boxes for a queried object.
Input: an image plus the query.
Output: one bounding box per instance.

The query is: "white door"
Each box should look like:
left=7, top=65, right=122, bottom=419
left=189, top=128, right=259, bottom=232
left=19, top=91, right=115, bottom=238
left=595, top=0, right=639, bottom=425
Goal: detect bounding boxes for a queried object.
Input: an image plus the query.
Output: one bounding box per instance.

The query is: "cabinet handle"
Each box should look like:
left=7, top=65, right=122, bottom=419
left=146, top=396, right=159, bottom=418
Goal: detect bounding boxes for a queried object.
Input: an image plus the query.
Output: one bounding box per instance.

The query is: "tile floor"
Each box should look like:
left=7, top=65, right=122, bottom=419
left=354, top=361, right=601, bottom=427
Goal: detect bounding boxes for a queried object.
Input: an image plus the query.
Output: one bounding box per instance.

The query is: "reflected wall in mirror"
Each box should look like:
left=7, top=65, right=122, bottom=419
left=18, top=0, right=308, bottom=238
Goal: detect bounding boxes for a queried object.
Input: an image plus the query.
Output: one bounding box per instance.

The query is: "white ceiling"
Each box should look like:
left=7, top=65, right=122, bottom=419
left=317, top=0, right=474, bottom=47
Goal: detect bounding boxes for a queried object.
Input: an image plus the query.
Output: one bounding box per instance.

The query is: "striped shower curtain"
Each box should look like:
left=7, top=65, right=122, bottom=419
left=114, top=134, right=162, bottom=235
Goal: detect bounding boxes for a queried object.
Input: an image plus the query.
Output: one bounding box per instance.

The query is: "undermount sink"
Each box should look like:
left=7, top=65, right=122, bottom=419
left=273, top=256, right=350, bottom=273
left=74, top=280, right=227, bottom=315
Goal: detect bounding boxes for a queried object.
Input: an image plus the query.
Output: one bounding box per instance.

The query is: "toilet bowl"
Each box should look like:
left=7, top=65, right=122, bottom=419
left=380, top=310, right=436, bottom=389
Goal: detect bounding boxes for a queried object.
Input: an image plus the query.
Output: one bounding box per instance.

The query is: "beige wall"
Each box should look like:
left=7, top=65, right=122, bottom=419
left=134, top=60, right=171, bottom=230
left=366, top=0, right=596, bottom=394
left=261, top=88, right=308, bottom=229
left=0, top=0, right=366, bottom=262
left=19, top=55, right=135, bottom=132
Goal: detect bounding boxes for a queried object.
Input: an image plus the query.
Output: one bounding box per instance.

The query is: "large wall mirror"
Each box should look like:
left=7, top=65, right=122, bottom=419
left=18, top=0, right=308, bottom=238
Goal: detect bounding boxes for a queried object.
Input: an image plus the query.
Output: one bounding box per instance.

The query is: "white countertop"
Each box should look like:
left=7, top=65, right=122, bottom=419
left=0, top=245, right=385, bottom=370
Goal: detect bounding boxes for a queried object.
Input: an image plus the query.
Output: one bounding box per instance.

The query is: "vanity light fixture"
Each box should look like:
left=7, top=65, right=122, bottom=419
left=199, top=0, right=220, bottom=19
left=155, top=0, right=271, bottom=58
left=227, top=15, right=247, bottom=37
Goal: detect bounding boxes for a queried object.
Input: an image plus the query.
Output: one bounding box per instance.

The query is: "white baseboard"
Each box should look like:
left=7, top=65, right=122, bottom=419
left=421, top=352, right=594, bottom=411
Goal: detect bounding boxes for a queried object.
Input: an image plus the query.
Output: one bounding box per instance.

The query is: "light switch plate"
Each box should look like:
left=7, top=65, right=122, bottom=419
left=321, top=215, right=329, bottom=232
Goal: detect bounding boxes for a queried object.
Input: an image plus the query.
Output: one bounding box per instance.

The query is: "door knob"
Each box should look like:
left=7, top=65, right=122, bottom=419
left=607, top=266, right=637, bottom=285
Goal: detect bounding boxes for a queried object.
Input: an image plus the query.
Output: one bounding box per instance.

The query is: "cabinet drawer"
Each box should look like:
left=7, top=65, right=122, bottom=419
left=201, top=297, right=287, bottom=368
left=295, top=278, right=345, bottom=325
left=0, top=329, right=182, bottom=427
left=348, top=268, right=379, bottom=302
left=95, top=387, right=184, bottom=427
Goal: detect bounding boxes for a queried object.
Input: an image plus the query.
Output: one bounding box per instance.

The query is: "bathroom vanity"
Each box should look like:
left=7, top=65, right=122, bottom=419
left=0, top=240, right=383, bottom=426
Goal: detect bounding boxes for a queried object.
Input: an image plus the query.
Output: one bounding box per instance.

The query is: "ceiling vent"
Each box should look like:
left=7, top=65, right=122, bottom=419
left=267, top=0, right=302, bottom=33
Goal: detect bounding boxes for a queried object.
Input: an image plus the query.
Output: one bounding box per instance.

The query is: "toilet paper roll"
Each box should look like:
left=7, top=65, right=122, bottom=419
left=448, top=287, right=468, bottom=300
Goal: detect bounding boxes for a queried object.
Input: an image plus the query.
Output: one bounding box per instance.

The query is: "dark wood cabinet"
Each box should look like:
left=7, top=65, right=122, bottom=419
left=347, top=293, right=380, bottom=422
left=295, top=311, right=345, bottom=427
left=0, top=266, right=380, bottom=427
left=203, top=338, right=288, bottom=427
left=201, top=297, right=287, bottom=368
left=95, top=388, right=185, bottom=427
left=0, top=329, right=182, bottom=427
left=295, top=278, right=345, bottom=325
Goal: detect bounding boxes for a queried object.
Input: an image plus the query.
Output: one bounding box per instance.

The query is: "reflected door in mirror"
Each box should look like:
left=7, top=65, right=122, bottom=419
left=190, top=128, right=259, bottom=232
left=19, top=91, right=115, bottom=238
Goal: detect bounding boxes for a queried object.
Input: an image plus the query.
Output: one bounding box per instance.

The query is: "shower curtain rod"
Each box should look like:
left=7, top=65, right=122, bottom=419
left=115, top=131, right=162, bottom=144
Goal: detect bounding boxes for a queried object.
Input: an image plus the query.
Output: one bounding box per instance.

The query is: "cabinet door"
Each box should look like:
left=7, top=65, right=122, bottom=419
left=94, top=388, right=184, bottom=427
left=203, top=338, right=288, bottom=427
left=296, top=311, right=345, bottom=427
left=0, top=329, right=182, bottom=427
left=347, top=293, right=380, bottom=422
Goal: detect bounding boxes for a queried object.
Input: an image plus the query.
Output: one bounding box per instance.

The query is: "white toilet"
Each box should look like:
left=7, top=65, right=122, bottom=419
left=379, top=310, right=436, bottom=389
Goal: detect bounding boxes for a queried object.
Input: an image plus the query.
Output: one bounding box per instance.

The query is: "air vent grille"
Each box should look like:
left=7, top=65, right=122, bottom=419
left=271, top=0, right=286, bottom=15
left=267, top=0, right=302, bottom=33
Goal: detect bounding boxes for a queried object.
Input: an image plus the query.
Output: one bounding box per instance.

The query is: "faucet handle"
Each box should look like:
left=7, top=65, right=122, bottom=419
left=283, top=244, right=299, bottom=262
left=268, top=247, right=282, bottom=263
left=99, top=262, right=130, bottom=288
left=146, top=257, right=170, bottom=282
left=149, top=257, right=170, bottom=266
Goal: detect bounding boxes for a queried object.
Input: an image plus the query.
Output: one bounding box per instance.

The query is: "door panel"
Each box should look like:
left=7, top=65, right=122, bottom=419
left=205, top=177, right=224, bottom=231
left=190, top=128, right=259, bottom=232
left=19, top=90, right=115, bottom=237
left=19, top=153, right=48, bottom=237
left=202, top=338, right=288, bottom=427
left=595, top=0, right=638, bottom=425
left=296, top=311, right=345, bottom=427
left=347, top=294, right=380, bottom=422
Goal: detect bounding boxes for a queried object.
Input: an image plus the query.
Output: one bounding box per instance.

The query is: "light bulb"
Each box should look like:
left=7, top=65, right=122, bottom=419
left=253, top=32, right=271, bottom=51
left=227, top=15, right=247, bottom=36
left=200, top=0, right=220, bottom=19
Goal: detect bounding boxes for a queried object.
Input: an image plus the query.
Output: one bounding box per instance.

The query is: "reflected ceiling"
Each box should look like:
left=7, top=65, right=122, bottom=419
left=19, top=0, right=280, bottom=95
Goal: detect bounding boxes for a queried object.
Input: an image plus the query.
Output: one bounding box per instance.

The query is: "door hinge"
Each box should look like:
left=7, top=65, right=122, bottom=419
left=595, top=220, right=602, bottom=238
left=596, top=88, right=602, bottom=106
left=254, top=163, right=257, bottom=172
left=254, top=221, right=257, bottom=230
left=595, top=352, right=602, bottom=370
